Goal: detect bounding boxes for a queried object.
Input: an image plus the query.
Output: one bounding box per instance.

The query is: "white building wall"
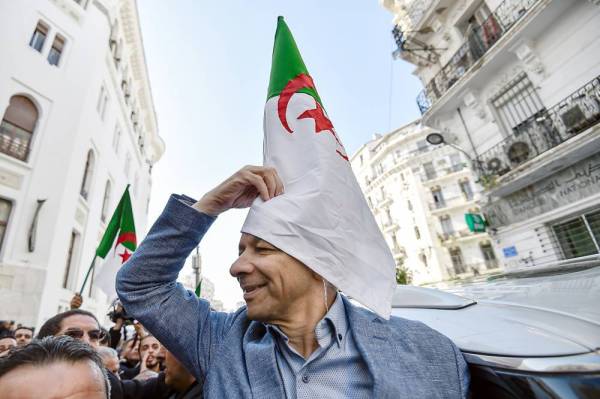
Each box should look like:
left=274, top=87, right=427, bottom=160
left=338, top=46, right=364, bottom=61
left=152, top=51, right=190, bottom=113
left=383, top=0, right=600, bottom=270
left=0, top=0, right=164, bottom=328
left=351, top=121, right=499, bottom=286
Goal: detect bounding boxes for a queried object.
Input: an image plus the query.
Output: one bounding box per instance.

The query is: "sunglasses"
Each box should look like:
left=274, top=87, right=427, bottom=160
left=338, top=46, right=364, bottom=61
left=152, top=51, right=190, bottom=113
left=62, top=328, right=106, bottom=341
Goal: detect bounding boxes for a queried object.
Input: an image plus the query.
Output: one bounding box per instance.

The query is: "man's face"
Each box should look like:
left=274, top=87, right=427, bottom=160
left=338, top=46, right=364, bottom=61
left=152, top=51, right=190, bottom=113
left=139, top=336, right=161, bottom=368
left=56, top=315, right=103, bottom=349
left=230, top=233, right=317, bottom=322
left=122, top=339, right=140, bottom=363
left=14, top=328, right=33, bottom=347
left=103, top=356, right=120, bottom=377
left=0, top=360, right=107, bottom=399
left=0, top=337, right=16, bottom=357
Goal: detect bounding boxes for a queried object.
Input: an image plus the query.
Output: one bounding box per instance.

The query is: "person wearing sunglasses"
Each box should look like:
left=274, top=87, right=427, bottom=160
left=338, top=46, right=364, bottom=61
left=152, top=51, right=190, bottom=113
left=37, top=309, right=106, bottom=349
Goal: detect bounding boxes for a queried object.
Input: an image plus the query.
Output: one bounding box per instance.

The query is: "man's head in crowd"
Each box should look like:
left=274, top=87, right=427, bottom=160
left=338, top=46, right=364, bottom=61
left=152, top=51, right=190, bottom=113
left=164, top=350, right=196, bottom=393
left=231, top=233, right=337, bottom=323
left=138, top=335, right=161, bottom=371
left=0, top=333, right=17, bottom=358
left=0, top=336, right=109, bottom=399
left=97, top=346, right=120, bottom=378
left=120, top=337, right=140, bottom=365
left=37, top=309, right=104, bottom=349
left=13, top=327, right=33, bottom=347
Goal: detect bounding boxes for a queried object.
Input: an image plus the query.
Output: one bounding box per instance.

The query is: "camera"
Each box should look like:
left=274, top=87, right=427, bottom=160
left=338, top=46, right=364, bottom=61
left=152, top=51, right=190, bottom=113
left=107, top=299, right=135, bottom=323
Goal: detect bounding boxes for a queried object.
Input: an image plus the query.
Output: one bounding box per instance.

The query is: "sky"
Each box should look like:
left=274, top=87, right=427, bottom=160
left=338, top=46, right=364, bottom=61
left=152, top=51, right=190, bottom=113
left=137, top=1, right=423, bottom=309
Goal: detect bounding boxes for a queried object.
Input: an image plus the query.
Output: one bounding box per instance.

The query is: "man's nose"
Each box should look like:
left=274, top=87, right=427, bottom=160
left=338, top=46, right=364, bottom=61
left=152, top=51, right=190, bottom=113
left=230, top=254, right=255, bottom=278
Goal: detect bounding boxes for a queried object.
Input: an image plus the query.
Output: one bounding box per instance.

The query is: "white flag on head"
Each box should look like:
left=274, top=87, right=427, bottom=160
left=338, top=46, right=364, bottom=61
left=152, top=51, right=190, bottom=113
left=241, top=17, right=395, bottom=319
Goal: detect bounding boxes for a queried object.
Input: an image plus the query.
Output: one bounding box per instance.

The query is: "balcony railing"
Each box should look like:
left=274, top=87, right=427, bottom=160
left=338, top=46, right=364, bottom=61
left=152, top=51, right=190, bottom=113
left=0, top=120, right=32, bottom=161
left=416, top=0, right=538, bottom=114
left=478, top=75, right=600, bottom=179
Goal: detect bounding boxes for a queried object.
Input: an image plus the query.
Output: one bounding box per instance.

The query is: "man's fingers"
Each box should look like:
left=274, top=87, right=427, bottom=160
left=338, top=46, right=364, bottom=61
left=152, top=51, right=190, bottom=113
left=246, top=173, right=270, bottom=202
left=262, top=171, right=277, bottom=198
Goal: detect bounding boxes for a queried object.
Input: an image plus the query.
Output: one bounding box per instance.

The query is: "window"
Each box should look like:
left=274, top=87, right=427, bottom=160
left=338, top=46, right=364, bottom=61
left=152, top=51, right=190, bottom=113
left=423, top=162, right=436, bottom=180
left=432, top=188, right=445, bottom=208
left=385, top=209, right=392, bottom=225
left=29, top=21, right=49, bottom=52
left=449, top=247, right=466, bottom=274
left=47, top=34, right=65, bottom=66
left=419, top=253, right=428, bottom=268
left=459, top=180, right=474, bottom=200
left=491, top=73, right=544, bottom=135
left=80, top=150, right=95, bottom=200
left=450, top=153, right=464, bottom=172
left=0, top=95, right=38, bottom=161
left=552, top=210, right=600, bottom=259
left=0, top=198, right=13, bottom=250
left=391, top=234, right=399, bottom=250
left=407, top=200, right=413, bottom=211
left=63, top=230, right=80, bottom=289
left=414, top=226, right=421, bottom=240
left=440, top=215, right=455, bottom=235
left=96, top=85, right=109, bottom=120
left=101, top=180, right=111, bottom=222
left=112, top=125, right=121, bottom=153
left=480, top=242, right=497, bottom=269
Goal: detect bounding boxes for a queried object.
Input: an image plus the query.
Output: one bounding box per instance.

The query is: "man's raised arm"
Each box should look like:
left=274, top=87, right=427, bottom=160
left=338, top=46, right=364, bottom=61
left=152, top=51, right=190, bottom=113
left=116, top=165, right=283, bottom=379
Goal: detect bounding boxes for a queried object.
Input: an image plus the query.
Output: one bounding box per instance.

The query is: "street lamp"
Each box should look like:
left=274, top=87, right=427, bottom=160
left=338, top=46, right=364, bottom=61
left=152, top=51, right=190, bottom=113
left=425, top=133, right=483, bottom=173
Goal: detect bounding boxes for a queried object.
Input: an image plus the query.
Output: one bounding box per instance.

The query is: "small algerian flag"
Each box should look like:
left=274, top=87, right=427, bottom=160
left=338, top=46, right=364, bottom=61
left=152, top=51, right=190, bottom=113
left=195, top=279, right=202, bottom=298
left=94, top=186, right=136, bottom=299
left=242, top=17, right=395, bottom=319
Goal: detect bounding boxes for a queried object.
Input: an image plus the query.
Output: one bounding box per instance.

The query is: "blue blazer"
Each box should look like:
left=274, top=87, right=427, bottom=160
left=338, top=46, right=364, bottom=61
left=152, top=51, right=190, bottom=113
left=117, top=195, right=469, bottom=398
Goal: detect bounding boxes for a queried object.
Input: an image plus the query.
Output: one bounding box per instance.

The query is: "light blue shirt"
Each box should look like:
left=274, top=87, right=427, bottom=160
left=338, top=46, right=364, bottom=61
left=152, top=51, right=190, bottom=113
left=267, top=293, right=372, bottom=399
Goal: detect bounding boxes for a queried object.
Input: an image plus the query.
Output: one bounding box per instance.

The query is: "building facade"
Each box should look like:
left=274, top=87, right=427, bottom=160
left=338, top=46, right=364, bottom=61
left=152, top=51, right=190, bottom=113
left=351, top=121, right=498, bottom=286
left=0, top=0, right=164, bottom=327
left=382, top=0, right=600, bottom=269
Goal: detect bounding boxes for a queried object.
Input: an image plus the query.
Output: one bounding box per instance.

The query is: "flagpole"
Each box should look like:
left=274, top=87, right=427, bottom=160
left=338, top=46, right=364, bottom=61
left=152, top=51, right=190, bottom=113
left=79, top=256, right=97, bottom=296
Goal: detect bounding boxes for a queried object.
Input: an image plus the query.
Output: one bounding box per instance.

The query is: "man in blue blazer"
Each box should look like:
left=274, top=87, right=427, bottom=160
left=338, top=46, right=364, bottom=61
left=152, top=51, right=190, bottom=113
left=117, top=166, right=469, bottom=398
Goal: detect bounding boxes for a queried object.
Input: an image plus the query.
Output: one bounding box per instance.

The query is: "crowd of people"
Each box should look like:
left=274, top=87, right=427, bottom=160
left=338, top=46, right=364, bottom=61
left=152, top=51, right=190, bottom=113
left=0, top=294, right=202, bottom=398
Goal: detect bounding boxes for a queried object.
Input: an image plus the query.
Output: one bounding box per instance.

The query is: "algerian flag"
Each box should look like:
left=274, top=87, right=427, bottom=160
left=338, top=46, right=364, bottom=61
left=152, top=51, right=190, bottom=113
left=195, top=279, right=202, bottom=298
left=94, top=186, right=136, bottom=299
left=242, top=17, right=395, bottom=319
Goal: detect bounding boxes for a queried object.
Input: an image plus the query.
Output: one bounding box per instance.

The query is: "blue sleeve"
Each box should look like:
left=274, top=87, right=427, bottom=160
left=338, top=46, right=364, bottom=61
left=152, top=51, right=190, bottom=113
left=452, top=344, right=470, bottom=399
left=116, top=194, right=237, bottom=380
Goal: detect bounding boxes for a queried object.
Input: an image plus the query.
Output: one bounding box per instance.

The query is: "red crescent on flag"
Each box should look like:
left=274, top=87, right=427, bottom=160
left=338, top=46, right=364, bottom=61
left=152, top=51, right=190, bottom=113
left=278, top=73, right=316, bottom=134
left=116, top=232, right=137, bottom=248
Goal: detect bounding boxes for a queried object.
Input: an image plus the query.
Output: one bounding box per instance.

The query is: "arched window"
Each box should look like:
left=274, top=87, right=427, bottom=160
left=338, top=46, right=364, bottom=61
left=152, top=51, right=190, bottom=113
left=0, top=95, right=39, bottom=161
left=101, top=180, right=111, bottom=222
left=80, top=150, right=95, bottom=200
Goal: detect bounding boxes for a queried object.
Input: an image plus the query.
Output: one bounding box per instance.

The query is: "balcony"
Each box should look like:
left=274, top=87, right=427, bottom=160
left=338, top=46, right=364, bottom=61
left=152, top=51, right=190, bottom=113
left=428, top=195, right=473, bottom=212
left=0, top=120, right=31, bottom=162
left=478, top=75, right=600, bottom=183
left=421, top=163, right=468, bottom=183
left=416, top=0, right=538, bottom=114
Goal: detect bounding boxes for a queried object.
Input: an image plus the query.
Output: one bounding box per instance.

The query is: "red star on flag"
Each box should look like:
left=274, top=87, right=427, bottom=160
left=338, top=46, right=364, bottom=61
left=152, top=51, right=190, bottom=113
left=119, top=249, right=131, bottom=264
left=297, top=102, right=334, bottom=133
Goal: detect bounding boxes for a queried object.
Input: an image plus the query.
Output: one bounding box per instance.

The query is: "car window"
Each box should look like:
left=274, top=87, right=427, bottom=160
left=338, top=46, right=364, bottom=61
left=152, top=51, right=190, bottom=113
left=469, top=365, right=600, bottom=399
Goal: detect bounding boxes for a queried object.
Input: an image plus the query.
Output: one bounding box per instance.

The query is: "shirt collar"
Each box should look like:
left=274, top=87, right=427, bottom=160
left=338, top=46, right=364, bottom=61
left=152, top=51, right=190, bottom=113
left=266, top=292, right=347, bottom=349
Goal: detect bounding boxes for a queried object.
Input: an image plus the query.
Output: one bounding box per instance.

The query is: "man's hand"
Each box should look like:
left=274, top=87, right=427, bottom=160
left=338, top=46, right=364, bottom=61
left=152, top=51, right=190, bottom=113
left=70, top=293, right=83, bottom=309
left=193, top=165, right=284, bottom=216
left=133, top=321, right=146, bottom=338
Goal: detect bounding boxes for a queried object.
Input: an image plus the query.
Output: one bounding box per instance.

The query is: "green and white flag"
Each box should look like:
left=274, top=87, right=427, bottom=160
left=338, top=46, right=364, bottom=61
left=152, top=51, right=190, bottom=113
left=95, top=186, right=137, bottom=299
left=242, top=17, right=395, bottom=319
